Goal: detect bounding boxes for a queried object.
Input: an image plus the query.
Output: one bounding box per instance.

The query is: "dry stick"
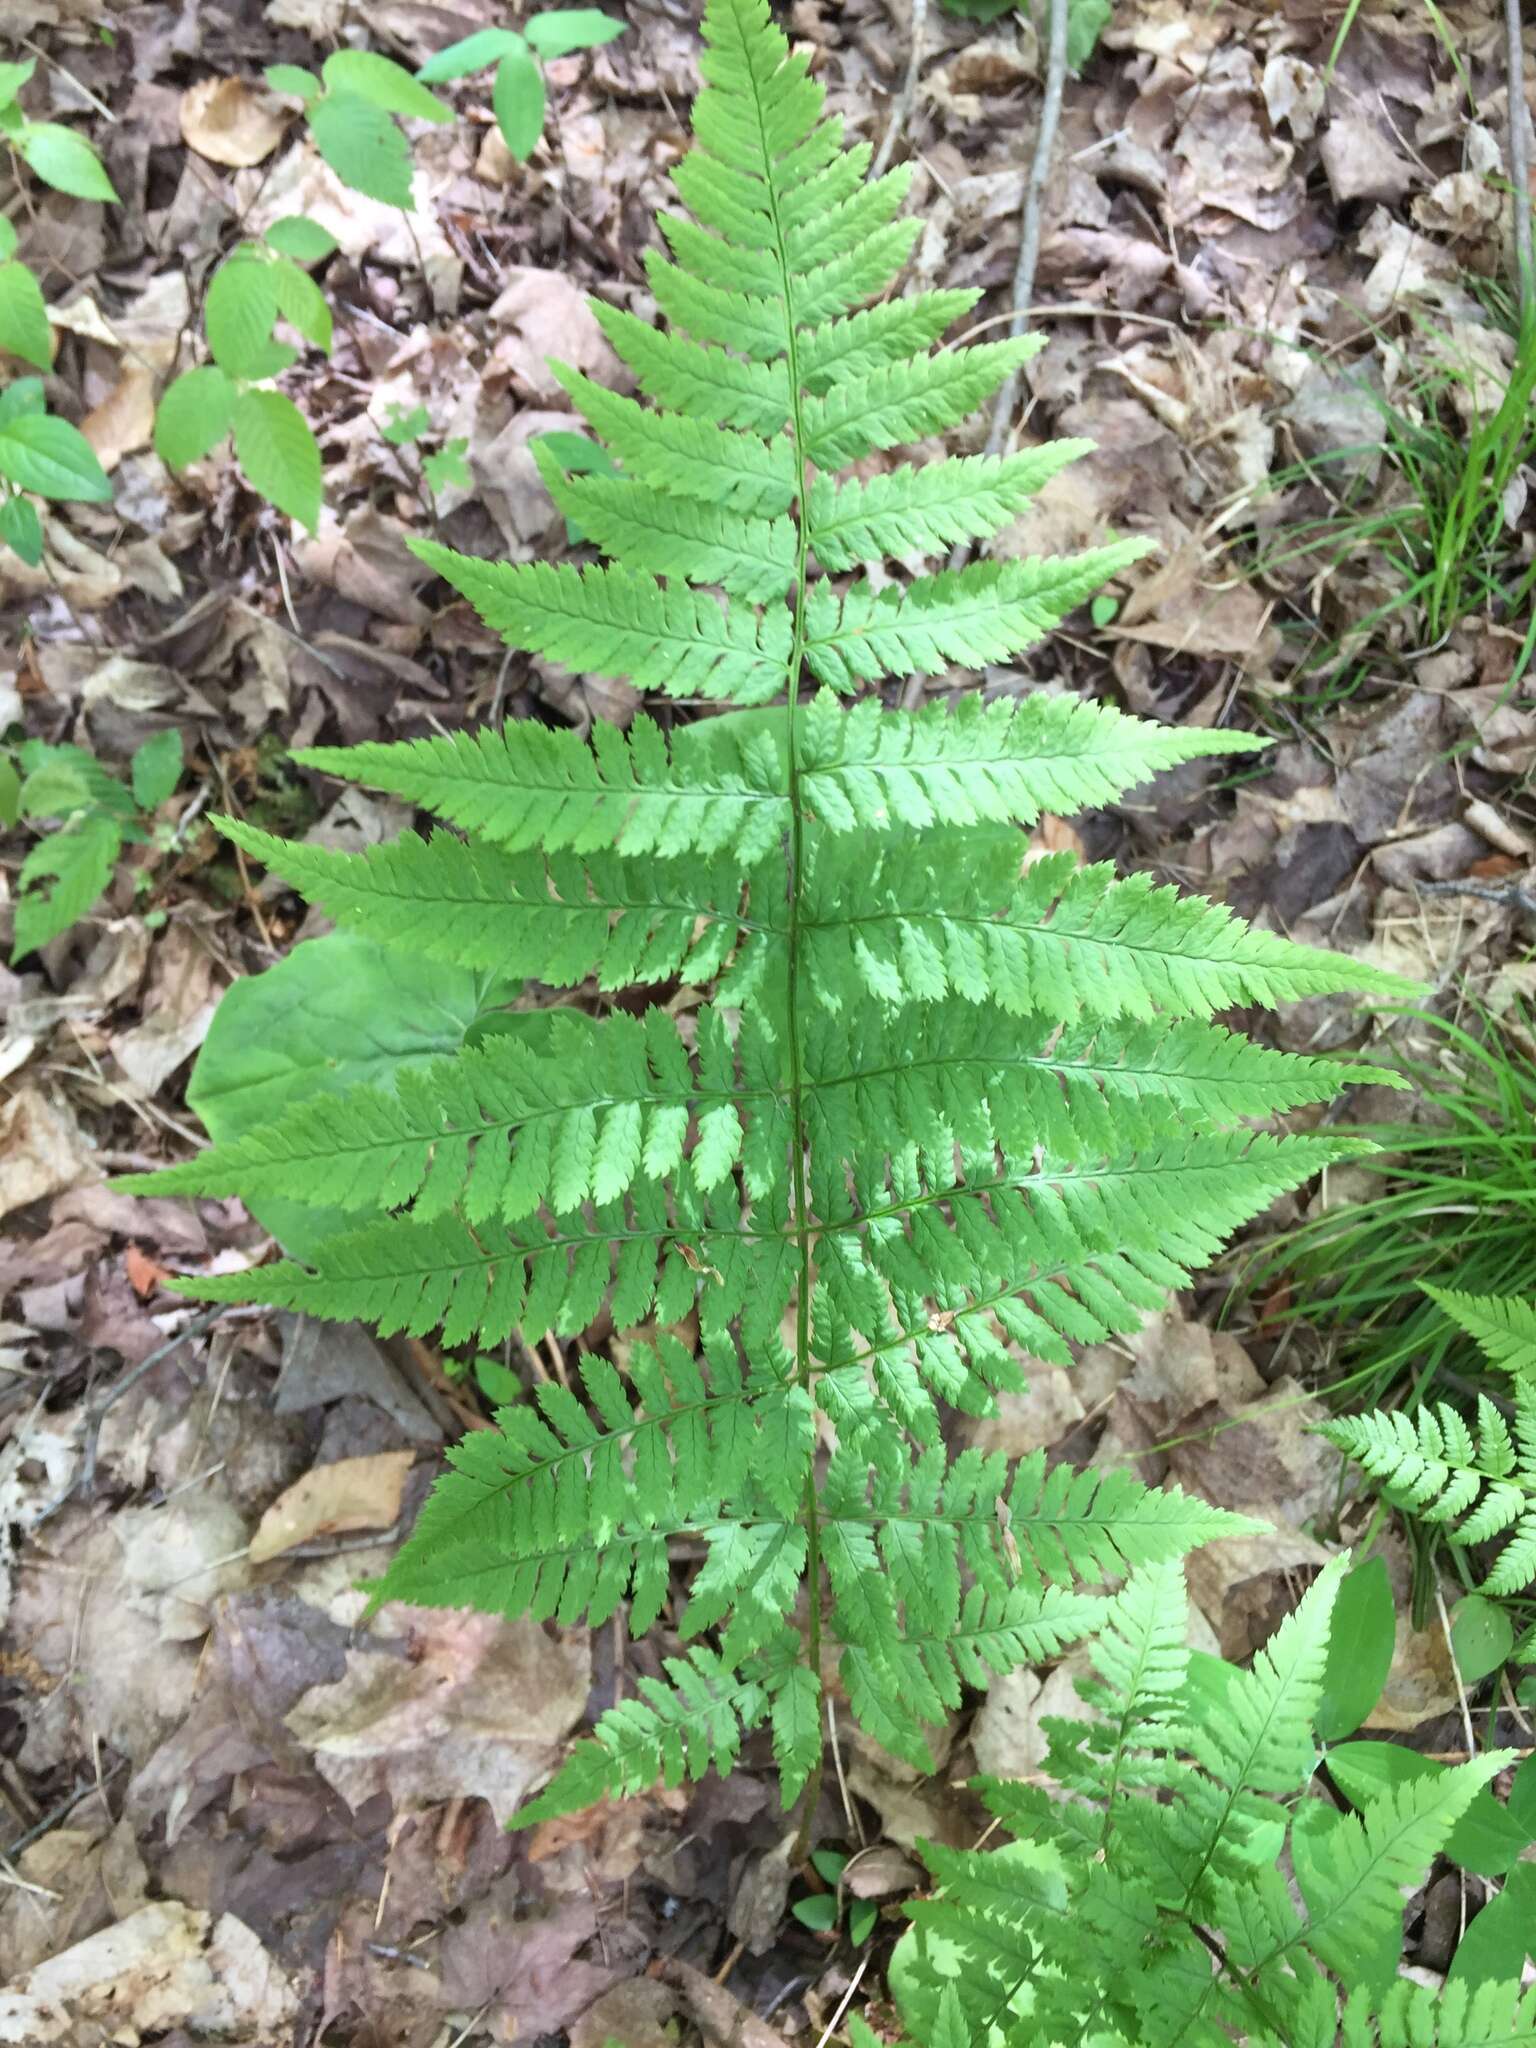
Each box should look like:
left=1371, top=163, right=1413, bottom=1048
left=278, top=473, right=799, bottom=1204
left=870, top=0, right=929, bottom=182
left=1507, top=0, right=1534, bottom=324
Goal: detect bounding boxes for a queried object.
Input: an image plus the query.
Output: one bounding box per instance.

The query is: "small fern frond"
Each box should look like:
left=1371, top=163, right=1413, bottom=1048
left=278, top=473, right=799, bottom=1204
left=1322, top=1387, right=1536, bottom=1595
left=1422, top=1283, right=1536, bottom=1378
left=1334, top=1980, right=1536, bottom=2048
left=511, top=1642, right=781, bottom=1825
left=805, top=445, right=1094, bottom=568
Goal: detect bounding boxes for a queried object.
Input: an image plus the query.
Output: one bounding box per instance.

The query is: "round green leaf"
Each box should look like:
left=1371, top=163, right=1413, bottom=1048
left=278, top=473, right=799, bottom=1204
left=231, top=388, right=322, bottom=531
left=265, top=65, right=320, bottom=102
left=262, top=215, right=338, bottom=263
left=154, top=366, right=236, bottom=469
left=1089, top=593, right=1119, bottom=628
left=524, top=10, right=626, bottom=59
left=1451, top=1595, right=1514, bottom=1686
left=16, top=122, right=119, bottom=202
left=1314, top=1557, right=1396, bottom=1740
left=131, top=728, right=184, bottom=811
left=0, top=412, right=112, bottom=501
left=186, top=930, right=515, bottom=1258
left=790, top=1893, right=839, bottom=1933
left=0, top=260, right=50, bottom=370
left=321, top=50, right=452, bottom=124
left=493, top=45, right=547, bottom=161
left=0, top=492, right=42, bottom=564
left=308, top=91, right=414, bottom=208
left=418, top=28, right=526, bottom=82
left=810, top=1848, right=847, bottom=1884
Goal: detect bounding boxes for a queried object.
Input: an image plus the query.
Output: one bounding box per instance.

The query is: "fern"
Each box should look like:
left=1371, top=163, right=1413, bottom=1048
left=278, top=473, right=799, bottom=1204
left=131, top=0, right=1407, bottom=1824
left=897, top=1560, right=1521, bottom=2048
left=1321, top=1287, right=1536, bottom=1597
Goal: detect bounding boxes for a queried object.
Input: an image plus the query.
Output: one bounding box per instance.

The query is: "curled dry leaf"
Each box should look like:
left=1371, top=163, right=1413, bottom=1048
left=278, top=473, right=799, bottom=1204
left=248, top=1448, right=415, bottom=1564
left=179, top=76, right=291, bottom=167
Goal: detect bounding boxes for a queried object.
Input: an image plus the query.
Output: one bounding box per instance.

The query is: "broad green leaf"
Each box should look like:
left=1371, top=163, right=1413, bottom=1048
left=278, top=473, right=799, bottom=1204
left=0, top=218, right=17, bottom=260
left=790, top=1893, right=839, bottom=1932
left=524, top=9, right=626, bottom=58
left=262, top=215, right=339, bottom=263
left=321, top=51, right=453, bottom=124
left=308, top=91, right=414, bottom=207
left=231, top=388, right=322, bottom=530
left=0, top=59, right=37, bottom=110
left=265, top=65, right=321, bottom=102
left=131, top=728, right=183, bottom=811
left=154, top=366, right=237, bottom=468
left=0, top=260, right=51, bottom=370
left=417, top=28, right=526, bottom=81
left=0, top=492, right=42, bottom=564
left=0, top=412, right=112, bottom=501
left=1446, top=1860, right=1536, bottom=1989
left=1314, top=1556, right=1395, bottom=1739
left=204, top=252, right=294, bottom=381
left=1451, top=1593, right=1515, bottom=1685
left=12, top=812, right=121, bottom=959
left=493, top=44, right=546, bottom=161
left=185, top=929, right=514, bottom=1256
left=0, top=754, right=20, bottom=826
left=16, top=123, right=119, bottom=202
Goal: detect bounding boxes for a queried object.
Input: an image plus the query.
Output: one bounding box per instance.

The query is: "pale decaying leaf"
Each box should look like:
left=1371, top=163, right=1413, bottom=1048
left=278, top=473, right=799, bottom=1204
left=248, top=1448, right=415, bottom=1563
left=285, top=1604, right=590, bottom=1822
left=179, top=75, right=291, bottom=167
left=81, top=367, right=157, bottom=472
left=0, top=1087, right=100, bottom=1223
left=0, top=1901, right=297, bottom=2045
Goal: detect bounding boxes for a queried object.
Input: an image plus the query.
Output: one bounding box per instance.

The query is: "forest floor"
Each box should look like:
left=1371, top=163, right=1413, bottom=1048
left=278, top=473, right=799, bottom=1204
left=2, top=1, right=1535, bottom=2042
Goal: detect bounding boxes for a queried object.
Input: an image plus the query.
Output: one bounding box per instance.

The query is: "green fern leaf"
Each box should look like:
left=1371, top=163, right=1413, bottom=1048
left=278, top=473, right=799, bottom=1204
left=1423, top=1283, right=1536, bottom=1378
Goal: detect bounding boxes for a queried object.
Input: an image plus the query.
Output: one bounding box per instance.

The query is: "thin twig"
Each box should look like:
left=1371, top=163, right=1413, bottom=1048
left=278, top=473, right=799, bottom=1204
left=924, top=0, right=1070, bottom=682
left=1414, top=875, right=1536, bottom=917
left=982, top=0, right=1070, bottom=460
left=871, top=0, right=929, bottom=182
left=1507, top=0, right=1534, bottom=323
left=811, top=1952, right=871, bottom=2048
left=55, top=1307, right=228, bottom=1507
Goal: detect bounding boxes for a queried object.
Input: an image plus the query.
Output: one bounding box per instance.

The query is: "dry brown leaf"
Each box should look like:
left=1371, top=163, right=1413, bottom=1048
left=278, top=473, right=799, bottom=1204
left=81, top=367, right=157, bottom=471
left=248, top=1449, right=415, bottom=1564
left=179, top=75, right=290, bottom=166
left=0, top=1087, right=99, bottom=1222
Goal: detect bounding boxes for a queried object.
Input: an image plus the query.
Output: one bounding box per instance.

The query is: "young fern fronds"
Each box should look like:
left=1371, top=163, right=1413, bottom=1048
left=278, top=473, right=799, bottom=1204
left=1422, top=1282, right=1536, bottom=1378
left=1322, top=1387, right=1536, bottom=1596
left=140, top=0, right=1410, bottom=1827
left=897, top=1562, right=1521, bottom=2048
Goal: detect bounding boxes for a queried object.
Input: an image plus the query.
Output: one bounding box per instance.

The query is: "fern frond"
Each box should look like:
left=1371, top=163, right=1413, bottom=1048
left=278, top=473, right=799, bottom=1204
left=295, top=712, right=789, bottom=862
left=1422, top=1283, right=1536, bottom=1378
left=511, top=1642, right=780, bottom=1824
left=802, top=844, right=1412, bottom=1019
left=797, top=688, right=1271, bottom=832
left=807, top=446, right=1094, bottom=568
left=800, top=341, right=1041, bottom=467
left=122, top=1005, right=765, bottom=1222
left=410, top=546, right=793, bottom=704
left=1321, top=1387, right=1536, bottom=1594
left=588, top=298, right=791, bottom=430
left=1335, top=1980, right=1536, bottom=2048
left=216, top=817, right=758, bottom=986
left=536, top=459, right=797, bottom=603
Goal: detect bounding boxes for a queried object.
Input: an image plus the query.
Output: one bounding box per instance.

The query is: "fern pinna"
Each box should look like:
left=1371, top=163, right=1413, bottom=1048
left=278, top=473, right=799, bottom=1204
left=129, top=0, right=1403, bottom=1823
left=893, top=1560, right=1525, bottom=2048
